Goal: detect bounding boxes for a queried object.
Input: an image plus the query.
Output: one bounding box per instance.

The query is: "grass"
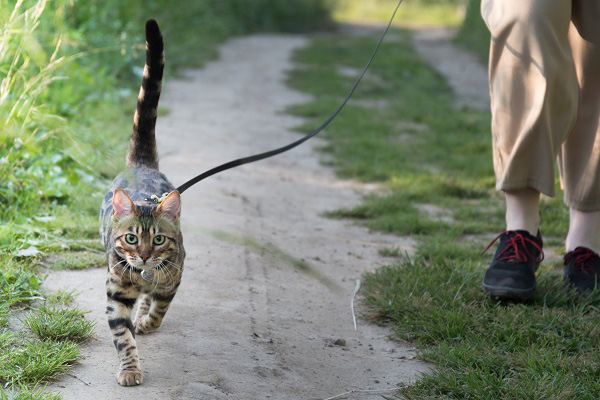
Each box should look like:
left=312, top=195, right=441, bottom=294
left=23, top=305, right=95, bottom=342
left=43, top=289, right=77, bottom=306
left=0, top=336, right=79, bottom=386
left=0, top=387, right=60, bottom=400
left=42, top=251, right=105, bottom=270
left=286, top=15, right=588, bottom=398
left=334, top=0, right=466, bottom=27
left=0, top=386, right=60, bottom=400
left=454, top=0, right=490, bottom=63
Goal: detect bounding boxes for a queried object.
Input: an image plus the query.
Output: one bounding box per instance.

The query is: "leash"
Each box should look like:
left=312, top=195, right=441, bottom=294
left=175, top=0, right=403, bottom=195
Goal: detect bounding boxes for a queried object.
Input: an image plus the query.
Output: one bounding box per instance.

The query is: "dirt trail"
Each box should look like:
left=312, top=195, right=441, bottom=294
left=411, top=28, right=489, bottom=111
left=44, top=34, right=429, bottom=399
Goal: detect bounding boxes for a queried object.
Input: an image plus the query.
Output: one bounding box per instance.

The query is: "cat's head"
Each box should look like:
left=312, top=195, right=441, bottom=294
left=111, top=188, right=181, bottom=270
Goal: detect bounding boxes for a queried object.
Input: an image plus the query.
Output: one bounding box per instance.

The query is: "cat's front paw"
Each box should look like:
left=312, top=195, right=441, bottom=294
left=117, top=368, right=143, bottom=386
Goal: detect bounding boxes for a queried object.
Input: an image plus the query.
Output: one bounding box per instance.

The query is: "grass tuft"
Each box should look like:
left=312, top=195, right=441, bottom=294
left=43, top=289, right=77, bottom=306
left=0, top=385, right=61, bottom=400
left=23, top=305, right=95, bottom=343
left=0, top=336, right=79, bottom=386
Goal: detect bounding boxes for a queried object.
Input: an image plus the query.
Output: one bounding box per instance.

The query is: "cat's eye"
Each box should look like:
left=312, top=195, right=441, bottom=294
left=153, top=235, right=166, bottom=245
left=124, top=234, right=138, bottom=244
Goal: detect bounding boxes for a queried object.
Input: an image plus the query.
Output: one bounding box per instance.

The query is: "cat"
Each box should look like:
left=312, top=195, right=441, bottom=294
left=98, top=19, right=185, bottom=387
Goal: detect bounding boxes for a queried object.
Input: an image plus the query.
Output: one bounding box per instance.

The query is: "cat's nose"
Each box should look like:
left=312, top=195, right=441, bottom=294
left=140, top=255, right=150, bottom=263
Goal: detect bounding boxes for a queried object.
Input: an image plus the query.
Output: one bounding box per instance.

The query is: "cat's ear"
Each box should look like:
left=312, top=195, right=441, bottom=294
left=112, top=189, right=135, bottom=219
left=156, top=191, right=181, bottom=220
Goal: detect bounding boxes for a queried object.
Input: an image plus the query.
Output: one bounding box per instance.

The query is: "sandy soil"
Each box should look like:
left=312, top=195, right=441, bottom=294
left=44, top=34, right=431, bottom=400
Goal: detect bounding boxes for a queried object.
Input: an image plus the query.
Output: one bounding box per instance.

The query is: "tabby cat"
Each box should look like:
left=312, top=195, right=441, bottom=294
left=99, top=19, right=185, bottom=386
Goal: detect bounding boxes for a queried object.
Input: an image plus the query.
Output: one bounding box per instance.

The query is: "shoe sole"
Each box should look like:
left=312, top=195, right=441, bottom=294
left=482, top=281, right=535, bottom=300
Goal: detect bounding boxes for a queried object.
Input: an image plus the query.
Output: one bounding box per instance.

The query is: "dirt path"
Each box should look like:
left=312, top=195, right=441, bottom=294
left=411, top=28, right=489, bottom=111
left=44, top=34, right=429, bottom=399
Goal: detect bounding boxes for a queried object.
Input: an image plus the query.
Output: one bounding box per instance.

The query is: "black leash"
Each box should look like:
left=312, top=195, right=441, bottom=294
left=176, top=0, right=403, bottom=195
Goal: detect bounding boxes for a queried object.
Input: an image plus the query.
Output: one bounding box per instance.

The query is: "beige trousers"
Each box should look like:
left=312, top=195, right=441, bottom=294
left=481, top=0, right=600, bottom=211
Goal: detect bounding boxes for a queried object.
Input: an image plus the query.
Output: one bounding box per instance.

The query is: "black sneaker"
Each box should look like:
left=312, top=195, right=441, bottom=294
left=563, top=247, right=600, bottom=293
left=482, top=230, right=544, bottom=299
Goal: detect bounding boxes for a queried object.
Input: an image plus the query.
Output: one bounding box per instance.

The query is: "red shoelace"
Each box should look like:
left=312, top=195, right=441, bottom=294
left=564, top=247, right=599, bottom=274
left=482, top=231, right=544, bottom=263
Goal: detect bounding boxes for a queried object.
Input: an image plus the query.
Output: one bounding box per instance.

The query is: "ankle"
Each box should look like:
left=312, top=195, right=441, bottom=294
left=566, top=209, right=600, bottom=253
left=505, top=188, right=540, bottom=235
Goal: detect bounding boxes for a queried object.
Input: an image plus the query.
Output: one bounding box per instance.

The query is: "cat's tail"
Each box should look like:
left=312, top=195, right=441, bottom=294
left=126, top=19, right=164, bottom=170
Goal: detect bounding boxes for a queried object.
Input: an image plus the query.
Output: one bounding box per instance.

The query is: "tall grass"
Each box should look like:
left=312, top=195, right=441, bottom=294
left=0, top=0, right=72, bottom=218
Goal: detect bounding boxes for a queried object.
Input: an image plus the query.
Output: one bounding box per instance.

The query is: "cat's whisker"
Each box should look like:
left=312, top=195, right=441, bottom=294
left=162, top=265, right=176, bottom=290
left=119, top=264, right=129, bottom=279
left=150, top=271, right=160, bottom=295
left=110, top=259, right=127, bottom=271
left=163, top=259, right=182, bottom=271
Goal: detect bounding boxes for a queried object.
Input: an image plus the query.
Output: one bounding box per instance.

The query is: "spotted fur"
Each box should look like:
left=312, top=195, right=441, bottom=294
left=99, top=19, right=185, bottom=387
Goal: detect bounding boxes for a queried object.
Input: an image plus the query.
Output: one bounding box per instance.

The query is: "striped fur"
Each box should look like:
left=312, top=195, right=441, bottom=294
left=126, top=19, right=164, bottom=170
left=99, top=20, right=185, bottom=387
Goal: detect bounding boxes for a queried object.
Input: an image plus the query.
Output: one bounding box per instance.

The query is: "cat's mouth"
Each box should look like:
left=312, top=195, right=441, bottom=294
left=129, top=257, right=162, bottom=270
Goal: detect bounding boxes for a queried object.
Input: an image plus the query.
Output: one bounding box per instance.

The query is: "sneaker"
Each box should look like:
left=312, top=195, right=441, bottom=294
left=563, top=247, right=600, bottom=293
left=482, top=230, right=544, bottom=299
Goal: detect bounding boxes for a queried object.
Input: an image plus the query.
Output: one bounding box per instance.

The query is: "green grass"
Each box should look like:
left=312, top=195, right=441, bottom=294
left=363, top=261, right=600, bottom=399
left=42, top=251, right=105, bottom=270
left=333, top=0, right=466, bottom=27
left=287, top=21, right=582, bottom=398
left=0, top=335, right=79, bottom=386
left=455, top=0, right=490, bottom=63
left=23, top=305, right=95, bottom=342
left=43, top=289, right=77, bottom=306
left=0, top=385, right=61, bottom=400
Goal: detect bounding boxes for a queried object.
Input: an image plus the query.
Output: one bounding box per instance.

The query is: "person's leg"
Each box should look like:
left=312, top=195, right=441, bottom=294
left=480, top=0, right=575, bottom=298
left=562, top=0, right=600, bottom=248
left=505, top=188, right=540, bottom=234
left=483, top=0, right=578, bottom=199
left=566, top=210, right=600, bottom=253
left=560, top=0, right=600, bottom=291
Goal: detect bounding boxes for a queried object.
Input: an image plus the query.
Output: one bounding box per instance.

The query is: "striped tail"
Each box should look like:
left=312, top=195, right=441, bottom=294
left=126, top=19, right=164, bottom=170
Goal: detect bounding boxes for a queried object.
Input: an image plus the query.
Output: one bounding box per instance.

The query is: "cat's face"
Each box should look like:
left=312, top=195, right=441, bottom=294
left=111, top=189, right=181, bottom=270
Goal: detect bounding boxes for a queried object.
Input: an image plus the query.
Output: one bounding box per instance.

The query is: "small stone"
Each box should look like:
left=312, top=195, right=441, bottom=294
left=334, top=338, right=346, bottom=347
